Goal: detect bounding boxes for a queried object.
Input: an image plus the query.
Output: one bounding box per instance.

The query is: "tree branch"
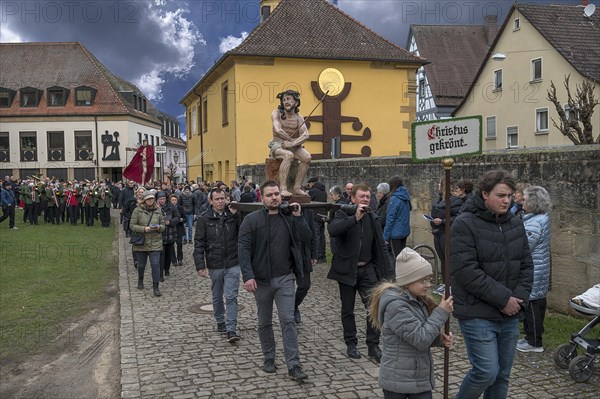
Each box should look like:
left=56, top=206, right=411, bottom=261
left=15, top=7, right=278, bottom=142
left=547, top=75, right=598, bottom=145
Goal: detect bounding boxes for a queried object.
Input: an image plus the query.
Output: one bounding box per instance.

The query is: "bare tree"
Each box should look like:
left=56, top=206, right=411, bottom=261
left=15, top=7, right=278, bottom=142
left=547, top=74, right=599, bottom=144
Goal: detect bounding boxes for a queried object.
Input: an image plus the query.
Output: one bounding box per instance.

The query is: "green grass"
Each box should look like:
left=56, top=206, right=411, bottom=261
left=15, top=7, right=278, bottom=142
left=0, top=209, right=118, bottom=364
left=540, top=310, right=594, bottom=351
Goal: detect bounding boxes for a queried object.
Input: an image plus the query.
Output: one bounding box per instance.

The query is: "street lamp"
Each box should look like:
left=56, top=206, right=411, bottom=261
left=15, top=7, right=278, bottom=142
left=491, top=52, right=506, bottom=61
left=172, top=153, right=180, bottom=184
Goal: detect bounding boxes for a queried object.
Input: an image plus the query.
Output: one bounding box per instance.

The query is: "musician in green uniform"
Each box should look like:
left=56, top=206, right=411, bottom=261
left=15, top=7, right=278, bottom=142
left=45, top=184, right=58, bottom=224
left=97, top=182, right=113, bottom=228
left=20, top=182, right=31, bottom=223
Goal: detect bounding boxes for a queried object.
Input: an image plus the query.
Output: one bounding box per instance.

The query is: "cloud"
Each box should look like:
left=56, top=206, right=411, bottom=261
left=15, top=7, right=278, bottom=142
left=0, top=25, right=23, bottom=43
left=2, top=0, right=205, bottom=103
left=136, top=71, right=165, bottom=103
left=219, top=32, right=248, bottom=53
left=136, top=3, right=206, bottom=101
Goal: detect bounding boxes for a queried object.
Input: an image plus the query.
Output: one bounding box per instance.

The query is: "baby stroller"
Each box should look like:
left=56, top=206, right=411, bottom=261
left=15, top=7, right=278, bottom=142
left=553, top=288, right=600, bottom=382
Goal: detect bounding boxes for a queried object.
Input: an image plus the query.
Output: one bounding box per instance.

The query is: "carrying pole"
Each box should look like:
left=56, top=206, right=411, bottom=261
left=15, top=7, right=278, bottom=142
left=442, top=157, right=454, bottom=399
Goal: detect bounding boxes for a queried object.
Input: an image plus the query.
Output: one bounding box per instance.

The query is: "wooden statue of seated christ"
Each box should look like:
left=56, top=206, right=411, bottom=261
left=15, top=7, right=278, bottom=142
left=268, top=90, right=311, bottom=198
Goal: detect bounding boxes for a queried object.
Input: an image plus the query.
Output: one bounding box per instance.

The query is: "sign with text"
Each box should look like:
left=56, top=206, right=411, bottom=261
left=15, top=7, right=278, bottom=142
left=154, top=145, right=167, bottom=154
left=411, top=116, right=482, bottom=162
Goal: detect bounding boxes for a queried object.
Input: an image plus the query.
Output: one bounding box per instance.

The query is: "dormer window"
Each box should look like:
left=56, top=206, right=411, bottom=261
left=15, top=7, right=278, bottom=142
left=47, top=86, right=69, bottom=106
left=0, top=88, right=16, bottom=108
left=132, top=94, right=147, bottom=113
left=20, top=87, right=42, bottom=107
left=75, top=86, right=96, bottom=106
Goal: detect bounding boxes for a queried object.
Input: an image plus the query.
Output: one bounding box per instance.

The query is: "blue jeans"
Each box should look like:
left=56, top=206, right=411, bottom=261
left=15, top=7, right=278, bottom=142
left=456, top=317, right=519, bottom=399
left=185, top=214, right=194, bottom=241
left=136, top=251, right=161, bottom=285
left=209, top=266, right=241, bottom=333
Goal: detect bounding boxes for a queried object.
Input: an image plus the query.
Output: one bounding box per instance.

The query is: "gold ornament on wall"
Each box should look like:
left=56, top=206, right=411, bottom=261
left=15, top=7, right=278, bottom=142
left=318, top=68, right=345, bottom=97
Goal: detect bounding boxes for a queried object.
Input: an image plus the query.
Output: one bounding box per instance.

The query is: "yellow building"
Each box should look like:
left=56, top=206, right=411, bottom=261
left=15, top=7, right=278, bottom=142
left=180, top=0, right=425, bottom=183
left=454, top=4, right=600, bottom=150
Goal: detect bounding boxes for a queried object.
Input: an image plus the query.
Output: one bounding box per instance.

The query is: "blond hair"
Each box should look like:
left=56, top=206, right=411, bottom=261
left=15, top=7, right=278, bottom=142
left=368, top=281, right=438, bottom=331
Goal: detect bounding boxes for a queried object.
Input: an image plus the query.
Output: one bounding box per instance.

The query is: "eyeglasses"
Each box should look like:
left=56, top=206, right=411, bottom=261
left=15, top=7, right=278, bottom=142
left=418, top=278, right=434, bottom=285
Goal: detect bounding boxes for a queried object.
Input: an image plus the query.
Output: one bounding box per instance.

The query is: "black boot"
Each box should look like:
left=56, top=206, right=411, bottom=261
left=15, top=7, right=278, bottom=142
left=153, top=283, right=161, bottom=297
left=137, top=278, right=144, bottom=289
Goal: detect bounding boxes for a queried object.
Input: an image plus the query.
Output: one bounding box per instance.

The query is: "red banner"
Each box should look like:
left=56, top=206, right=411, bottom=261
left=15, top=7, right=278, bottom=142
left=123, top=145, right=155, bottom=184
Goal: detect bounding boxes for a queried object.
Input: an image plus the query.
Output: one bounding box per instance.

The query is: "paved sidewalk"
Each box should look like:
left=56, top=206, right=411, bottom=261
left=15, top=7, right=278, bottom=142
left=116, top=223, right=599, bottom=398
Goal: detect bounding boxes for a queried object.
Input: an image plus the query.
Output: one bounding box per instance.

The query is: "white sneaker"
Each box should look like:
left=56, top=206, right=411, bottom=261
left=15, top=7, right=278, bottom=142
left=11, top=226, right=18, bottom=230
left=516, top=341, right=544, bottom=353
left=517, top=338, right=527, bottom=345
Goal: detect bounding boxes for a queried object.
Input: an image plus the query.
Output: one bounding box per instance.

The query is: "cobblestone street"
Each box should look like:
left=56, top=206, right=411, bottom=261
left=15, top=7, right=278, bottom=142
left=117, top=224, right=599, bottom=399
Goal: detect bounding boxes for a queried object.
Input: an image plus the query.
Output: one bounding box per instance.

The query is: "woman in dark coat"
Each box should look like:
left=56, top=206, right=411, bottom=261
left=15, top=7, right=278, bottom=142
left=170, top=194, right=185, bottom=266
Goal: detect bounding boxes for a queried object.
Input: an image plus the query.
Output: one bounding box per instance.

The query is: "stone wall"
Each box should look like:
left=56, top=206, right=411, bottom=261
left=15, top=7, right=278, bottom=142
left=238, top=145, right=600, bottom=313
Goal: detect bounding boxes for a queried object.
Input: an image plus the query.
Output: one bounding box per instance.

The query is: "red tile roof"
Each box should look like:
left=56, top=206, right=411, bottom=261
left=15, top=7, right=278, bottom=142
left=161, top=135, right=186, bottom=148
left=0, top=42, right=161, bottom=125
left=231, top=0, right=425, bottom=63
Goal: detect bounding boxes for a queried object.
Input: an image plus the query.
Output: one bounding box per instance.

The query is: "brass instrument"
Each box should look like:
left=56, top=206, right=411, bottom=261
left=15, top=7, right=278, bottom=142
left=82, top=186, right=90, bottom=204
left=51, top=185, right=59, bottom=206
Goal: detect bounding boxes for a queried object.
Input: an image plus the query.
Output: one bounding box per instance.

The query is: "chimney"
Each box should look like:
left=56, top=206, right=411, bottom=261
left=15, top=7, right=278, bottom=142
left=260, top=0, right=282, bottom=23
left=483, top=15, right=498, bottom=46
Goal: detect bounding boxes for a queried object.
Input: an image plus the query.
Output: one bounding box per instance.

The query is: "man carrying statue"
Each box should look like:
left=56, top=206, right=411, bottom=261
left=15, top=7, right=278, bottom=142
left=269, top=90, right=311, bottom=198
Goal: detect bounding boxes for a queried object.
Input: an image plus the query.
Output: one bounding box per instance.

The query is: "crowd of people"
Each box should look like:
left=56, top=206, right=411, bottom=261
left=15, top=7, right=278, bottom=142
left=1, top=170, right=554, bottom=398
left=0, top=175, right=123, bottom=229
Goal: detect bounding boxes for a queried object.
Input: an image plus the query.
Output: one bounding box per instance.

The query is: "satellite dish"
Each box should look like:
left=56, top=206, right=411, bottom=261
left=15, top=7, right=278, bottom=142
left=584, top=3, right=596, bottom=17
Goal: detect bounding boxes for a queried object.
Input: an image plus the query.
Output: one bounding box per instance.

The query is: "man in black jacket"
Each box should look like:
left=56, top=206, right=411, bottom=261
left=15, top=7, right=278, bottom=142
left=307, top=177, right=328, bottom=262
left=119, top=181, right=135, bottom=233
left=238, top=180, right=310, bottom=382
left=194, top=188, right=241, bottom=343
left=327, top=183, right=390, bottom=363
left=451, top=169, right=533, bottom=399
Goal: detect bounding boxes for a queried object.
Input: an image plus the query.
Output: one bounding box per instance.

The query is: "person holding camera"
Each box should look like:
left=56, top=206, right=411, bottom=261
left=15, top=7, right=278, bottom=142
left=238, top=180, right=311, bottom=382
left=327, top=183, right=392, bottom=363
left=130, top=189, right=165, bottom=297
left=194, top=188, right=242, bottom=343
